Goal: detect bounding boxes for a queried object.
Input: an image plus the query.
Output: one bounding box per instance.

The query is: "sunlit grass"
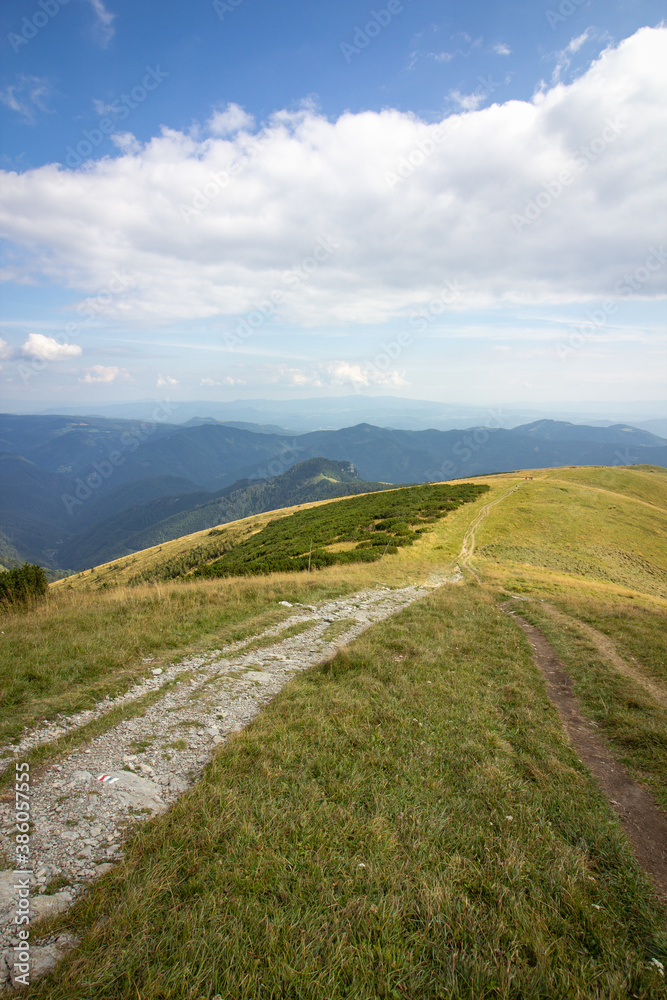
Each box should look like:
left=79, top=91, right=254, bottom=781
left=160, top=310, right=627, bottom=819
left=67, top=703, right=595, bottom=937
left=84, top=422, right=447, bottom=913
left=26, top=585, right=667, bottom=999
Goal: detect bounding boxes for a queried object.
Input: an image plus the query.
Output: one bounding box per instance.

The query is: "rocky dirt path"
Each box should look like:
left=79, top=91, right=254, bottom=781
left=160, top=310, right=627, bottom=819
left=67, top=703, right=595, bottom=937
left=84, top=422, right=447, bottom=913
left=0, top=582, right=433, bottom=989
left=504, top=602, right=667, bottom=904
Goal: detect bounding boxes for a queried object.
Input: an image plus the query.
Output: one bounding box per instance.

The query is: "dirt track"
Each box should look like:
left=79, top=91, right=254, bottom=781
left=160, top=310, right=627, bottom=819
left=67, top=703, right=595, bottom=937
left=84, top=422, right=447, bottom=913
left=505, top=605, right=667, bottom=903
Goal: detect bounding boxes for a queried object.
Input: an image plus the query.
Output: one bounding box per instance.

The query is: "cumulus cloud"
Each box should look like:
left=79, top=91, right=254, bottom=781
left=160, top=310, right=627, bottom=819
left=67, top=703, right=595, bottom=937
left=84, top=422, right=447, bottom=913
left=447, top=89, right=485, bottom=112
left=21, top=334, right=82, bottom=361
left=207, top=103, right=255, bottom=136
left=493, top=43, right=511, bottom=56
left=156, top=373, right=179, bottom=386
left=0, top=28, right=665, bottom=328
left=80, top=364, right=128, bottom=383
left=0, top=339, right=13, bottom=361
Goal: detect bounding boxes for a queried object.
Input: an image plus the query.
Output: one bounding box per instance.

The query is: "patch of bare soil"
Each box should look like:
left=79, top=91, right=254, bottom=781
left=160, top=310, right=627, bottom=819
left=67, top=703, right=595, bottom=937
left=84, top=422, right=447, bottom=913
left=504, top=603, right=667, bottom=903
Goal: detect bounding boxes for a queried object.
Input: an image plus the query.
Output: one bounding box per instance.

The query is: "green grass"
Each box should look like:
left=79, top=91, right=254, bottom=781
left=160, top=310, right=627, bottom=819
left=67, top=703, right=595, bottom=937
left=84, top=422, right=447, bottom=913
left=475, top=474, right=667, bottom=598
left=0, top=576, right=361, bottom=747
left=233, top=618, right=315, bottom=655
left=538, top=593, right=667, bottom=687
left=26, top=585, right=666, bottom=999
left=4, top=465, right=667, bottom=997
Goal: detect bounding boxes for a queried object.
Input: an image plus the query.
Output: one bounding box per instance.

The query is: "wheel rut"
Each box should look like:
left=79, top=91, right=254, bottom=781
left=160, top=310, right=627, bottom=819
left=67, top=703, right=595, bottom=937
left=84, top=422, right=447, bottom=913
left=504, top=604, right=667, bottom=903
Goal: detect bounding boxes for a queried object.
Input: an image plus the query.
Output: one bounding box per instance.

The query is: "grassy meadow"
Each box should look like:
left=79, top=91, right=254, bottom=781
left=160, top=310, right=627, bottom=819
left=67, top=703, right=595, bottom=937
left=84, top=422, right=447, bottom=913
left=1, top=464, right=666, bottom=997
left=23, top=584, right=667, bottom=999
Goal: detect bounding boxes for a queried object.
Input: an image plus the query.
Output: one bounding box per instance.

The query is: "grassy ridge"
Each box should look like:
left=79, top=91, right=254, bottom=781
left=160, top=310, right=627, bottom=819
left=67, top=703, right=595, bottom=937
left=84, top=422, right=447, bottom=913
left=475, top=469, right=667, bottom=598
left=3, top=465, right=666, bottom=997
left=26, top=585, right=666, bottom=999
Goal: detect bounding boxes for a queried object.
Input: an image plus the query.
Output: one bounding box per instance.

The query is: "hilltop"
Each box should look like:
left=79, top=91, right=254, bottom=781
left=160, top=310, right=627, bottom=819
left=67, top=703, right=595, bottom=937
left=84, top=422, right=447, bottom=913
left=1, top=465, right=666, bottom=997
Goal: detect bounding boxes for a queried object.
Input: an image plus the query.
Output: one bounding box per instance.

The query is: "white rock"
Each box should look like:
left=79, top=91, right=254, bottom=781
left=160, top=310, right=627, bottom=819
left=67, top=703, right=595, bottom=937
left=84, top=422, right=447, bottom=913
left=98, top=771, right=166, bottom=813
left=244, top=670, right=272, bottom=684
left=69, top=770, right=93, bottom=785
left=278, top=601, right=292, bottom=607
left=165, top=776, right=189, bottom=794
left=152, top=668, right=163, bottom=676
left=31, top=891, right=72, bottom=921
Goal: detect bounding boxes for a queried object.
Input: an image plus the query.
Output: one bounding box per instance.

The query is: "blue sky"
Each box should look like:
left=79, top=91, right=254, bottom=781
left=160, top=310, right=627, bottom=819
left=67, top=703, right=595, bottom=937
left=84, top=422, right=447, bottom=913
left=0, top=0, right=665, bottom=412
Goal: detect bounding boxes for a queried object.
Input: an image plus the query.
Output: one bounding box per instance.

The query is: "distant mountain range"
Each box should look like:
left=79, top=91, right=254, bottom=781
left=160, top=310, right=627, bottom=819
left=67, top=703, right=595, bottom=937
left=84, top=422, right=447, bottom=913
left=27, top=394, right=667, bottom=436
left=1, top=411, right=665, bottom=573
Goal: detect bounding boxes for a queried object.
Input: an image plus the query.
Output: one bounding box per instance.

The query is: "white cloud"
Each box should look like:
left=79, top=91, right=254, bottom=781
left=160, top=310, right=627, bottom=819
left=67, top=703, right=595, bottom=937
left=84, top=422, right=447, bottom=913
left=84, top=0, right=116, bottom=46
left=201, top=376, right=246, bottom=385
left=207, top=103, right=255, bottom=136
left=493, top=43, right=511, bottom=56
left=552, top=28, right=595, bottom=82
left=262, top=361, right=408, bottom=388
left=0, top=28, right=665, bottom=329
left=80, top=364, right=128, bottom=383
left=156, top=373, right=179, bottom=386
left=0, top=339, right=13, bottom=361
left=0, top=76, right=52, bottom=123
left=21, top=334, right=82, bottom=361
left=447, top=89, right=485, bottom=111
left=92, top=98, right=116, bottom=117
left=569, top=29, right=594, bottom=54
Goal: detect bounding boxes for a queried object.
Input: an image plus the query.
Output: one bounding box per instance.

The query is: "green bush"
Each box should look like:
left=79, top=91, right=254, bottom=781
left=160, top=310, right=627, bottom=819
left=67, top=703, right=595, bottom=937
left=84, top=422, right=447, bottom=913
left=0, top=563, right=49, bottom=608
left=193, top=482, right=489, bottom=580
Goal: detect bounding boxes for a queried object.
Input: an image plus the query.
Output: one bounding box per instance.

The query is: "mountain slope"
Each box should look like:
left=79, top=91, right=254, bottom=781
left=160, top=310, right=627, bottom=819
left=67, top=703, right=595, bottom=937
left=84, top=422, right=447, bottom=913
left=3, top=414, right=667, bottom=570
left=56, top=458, right=393, bottom=570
